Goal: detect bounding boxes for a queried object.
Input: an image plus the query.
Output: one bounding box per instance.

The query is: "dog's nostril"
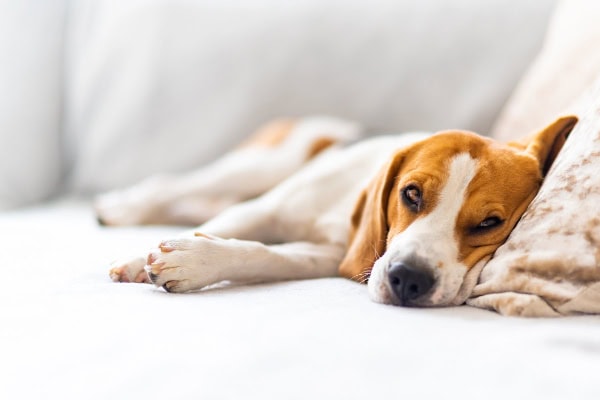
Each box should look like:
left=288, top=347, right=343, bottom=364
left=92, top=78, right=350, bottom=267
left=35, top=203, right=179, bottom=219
left=388, top=262, right=434, bottom=305
left=408, top=283, right=419, bottom=296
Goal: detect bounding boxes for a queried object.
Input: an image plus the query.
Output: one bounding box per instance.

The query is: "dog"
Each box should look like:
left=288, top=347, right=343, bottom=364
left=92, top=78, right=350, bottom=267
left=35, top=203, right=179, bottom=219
left=96, top=115, right=577, bottom=307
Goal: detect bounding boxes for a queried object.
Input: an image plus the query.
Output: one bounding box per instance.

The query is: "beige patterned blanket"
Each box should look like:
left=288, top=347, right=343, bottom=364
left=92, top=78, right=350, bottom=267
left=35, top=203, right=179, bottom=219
left=468, top=81, right=600, bottom=316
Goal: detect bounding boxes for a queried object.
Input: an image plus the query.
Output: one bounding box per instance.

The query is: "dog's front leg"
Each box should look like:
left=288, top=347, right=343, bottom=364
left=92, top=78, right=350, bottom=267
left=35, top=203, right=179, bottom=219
left=109, top=188, right=286, bottom=283
left=144, top=235, right=345, bottom=292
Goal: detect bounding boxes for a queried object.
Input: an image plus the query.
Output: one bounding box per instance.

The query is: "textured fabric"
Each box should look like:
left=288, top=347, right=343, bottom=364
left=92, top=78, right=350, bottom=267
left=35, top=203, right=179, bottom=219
left=0, top=0, right=66, bottom=209
left=469, top=77, right=600, bottom=317
left=62, top=0, right=556, bottom=194
left=491, top=0, right=600, bottom=141
left=477, top=0, right=600, bottom=316
left=1, top=199, right=600, bottom=399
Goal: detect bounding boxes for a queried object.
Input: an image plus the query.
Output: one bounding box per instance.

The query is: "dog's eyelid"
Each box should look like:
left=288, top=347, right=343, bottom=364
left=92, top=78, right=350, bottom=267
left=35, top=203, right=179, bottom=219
left=481, top=216, right=502, bottom=225
left=469, top=216, right=504, bottom=234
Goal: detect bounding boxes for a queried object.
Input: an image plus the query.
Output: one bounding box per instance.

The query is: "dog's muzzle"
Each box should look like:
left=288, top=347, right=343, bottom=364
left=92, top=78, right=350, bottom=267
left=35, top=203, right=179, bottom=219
left=387, top=261, right=434, bottom=306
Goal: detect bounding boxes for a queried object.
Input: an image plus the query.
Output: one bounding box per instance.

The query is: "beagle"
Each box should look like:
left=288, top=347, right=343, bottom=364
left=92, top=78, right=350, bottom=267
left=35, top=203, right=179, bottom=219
left=97, top=115, right=577, bottom=307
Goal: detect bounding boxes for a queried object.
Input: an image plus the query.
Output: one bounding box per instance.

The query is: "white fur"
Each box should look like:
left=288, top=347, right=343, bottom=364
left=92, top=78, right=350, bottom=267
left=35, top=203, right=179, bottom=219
left=145, top=237, right=346, bottom=292
left=368, top=153, right=477, bottom=306
left=106, top=127, right=430, bottom=292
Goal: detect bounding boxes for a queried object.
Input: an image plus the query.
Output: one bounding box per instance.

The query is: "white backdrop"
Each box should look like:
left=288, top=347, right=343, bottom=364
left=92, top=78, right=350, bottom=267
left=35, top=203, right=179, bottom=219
left=0, top=0, right=557, bottom=208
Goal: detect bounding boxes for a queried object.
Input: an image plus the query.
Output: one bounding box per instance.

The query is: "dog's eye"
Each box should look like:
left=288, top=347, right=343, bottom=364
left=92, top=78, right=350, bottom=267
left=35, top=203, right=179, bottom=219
left=402, top=185, right=422, bottom=212
left=475, top=217, right=503, bottom=231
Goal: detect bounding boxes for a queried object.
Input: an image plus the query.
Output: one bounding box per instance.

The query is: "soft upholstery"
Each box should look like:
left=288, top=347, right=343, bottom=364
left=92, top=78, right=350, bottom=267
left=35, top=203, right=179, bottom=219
left=62, top=0, right=555, bottom=194
left=0, top=0, right=67, bottom=209
left=491, top=0, right=600, bottom=141
left=2, top=200, right=600, bottom=399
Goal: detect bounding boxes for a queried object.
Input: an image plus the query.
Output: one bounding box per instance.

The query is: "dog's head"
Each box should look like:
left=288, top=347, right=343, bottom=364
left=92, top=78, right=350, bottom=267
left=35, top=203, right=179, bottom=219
left=339, top=116, right=578, bottom=307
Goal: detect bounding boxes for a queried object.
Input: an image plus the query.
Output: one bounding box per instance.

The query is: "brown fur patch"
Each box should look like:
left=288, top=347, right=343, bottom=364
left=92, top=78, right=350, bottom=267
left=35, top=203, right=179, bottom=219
left=238, top=119, right=297, bottom=149
left=307, top=137, right=337, bottom=160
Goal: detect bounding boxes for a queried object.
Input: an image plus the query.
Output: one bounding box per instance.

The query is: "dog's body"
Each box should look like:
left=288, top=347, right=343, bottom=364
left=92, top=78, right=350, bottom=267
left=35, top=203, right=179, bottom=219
left=98, top=116, right=576, bottom=307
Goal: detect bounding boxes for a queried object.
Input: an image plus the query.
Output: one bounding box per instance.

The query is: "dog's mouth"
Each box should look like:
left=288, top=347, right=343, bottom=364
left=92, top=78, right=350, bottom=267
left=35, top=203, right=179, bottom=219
left=384, top=281, right=461, bottom=307
left=371, top=261, right=487, bottom=308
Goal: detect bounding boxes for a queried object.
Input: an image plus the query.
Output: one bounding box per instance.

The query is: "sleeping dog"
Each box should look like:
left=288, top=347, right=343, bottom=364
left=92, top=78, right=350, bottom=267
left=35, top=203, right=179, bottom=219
left=97, top=116, right=577, bottom=307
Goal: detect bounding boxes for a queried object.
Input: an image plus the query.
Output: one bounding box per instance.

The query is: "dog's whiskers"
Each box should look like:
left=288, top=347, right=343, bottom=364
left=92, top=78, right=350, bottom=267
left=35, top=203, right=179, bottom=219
left=350, top=270, right=369, bottom=282
left=350, top=269, right=371, bottom=284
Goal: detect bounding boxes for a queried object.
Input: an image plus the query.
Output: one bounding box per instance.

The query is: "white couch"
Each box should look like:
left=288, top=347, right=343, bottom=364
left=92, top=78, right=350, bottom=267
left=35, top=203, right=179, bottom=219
left=4, top=1, right=600, bottom=399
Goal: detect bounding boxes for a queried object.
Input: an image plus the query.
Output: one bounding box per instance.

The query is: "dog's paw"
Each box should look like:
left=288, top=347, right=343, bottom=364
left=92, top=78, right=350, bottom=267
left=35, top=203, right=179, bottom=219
left=145, top=235, right=224, bottom=293
left=109, top=256, right=150, bottom=283
left=94, top=176, right=170, bottom=226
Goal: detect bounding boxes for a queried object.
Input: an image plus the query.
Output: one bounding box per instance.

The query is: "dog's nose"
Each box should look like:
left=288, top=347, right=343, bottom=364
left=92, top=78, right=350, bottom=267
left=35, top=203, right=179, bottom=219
left=388, top=262, right=434, bottom=305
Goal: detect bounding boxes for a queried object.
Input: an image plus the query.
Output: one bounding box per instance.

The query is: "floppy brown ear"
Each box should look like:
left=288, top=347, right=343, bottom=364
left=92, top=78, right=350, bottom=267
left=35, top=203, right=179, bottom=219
left=508, top=115, right=578, bottom=176
left=338, top=152, right=404, bottom=282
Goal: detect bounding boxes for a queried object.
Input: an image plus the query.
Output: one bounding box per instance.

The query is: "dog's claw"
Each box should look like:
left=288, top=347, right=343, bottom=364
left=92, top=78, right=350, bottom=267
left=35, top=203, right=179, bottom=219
left=194, top=232, right=215, bottom=240
left=148, top=253, right=167, bottom=265
left=148, top=271, right=160, bottom=283
left=159, top=242, right=175, bottom=253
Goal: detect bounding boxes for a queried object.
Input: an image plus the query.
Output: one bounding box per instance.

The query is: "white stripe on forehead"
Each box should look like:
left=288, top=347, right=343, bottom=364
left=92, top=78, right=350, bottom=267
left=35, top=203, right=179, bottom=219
left=433, top=153, right=478, bottom=229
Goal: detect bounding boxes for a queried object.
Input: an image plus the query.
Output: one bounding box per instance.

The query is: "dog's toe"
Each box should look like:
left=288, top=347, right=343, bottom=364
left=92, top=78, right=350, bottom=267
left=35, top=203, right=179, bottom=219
left=109, top=257, right=148, bottom=283
left=109, top=265, right=129, bottom=282
left=143, top=236, right=225, bottom=293
left=162, top=281, right=181, bottom=293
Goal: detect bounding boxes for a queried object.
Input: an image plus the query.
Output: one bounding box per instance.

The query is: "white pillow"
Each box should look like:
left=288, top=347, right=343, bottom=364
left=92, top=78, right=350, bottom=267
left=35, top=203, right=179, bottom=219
left=0, top=0, right=66, bottom=209
left=63, top=0, right=557, bottom=194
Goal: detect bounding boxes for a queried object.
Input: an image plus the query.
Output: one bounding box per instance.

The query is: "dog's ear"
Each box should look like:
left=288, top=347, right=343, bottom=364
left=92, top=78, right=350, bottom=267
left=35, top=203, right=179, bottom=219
left=508, top=115, right=578, bottom=176
left=338, top=151, right=405, bottom=282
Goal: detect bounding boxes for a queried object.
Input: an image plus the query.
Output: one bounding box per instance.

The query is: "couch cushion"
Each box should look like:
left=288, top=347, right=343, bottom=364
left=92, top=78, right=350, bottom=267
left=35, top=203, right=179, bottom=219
left=63, top=0, right=556, bottom=194
left=491, top=0, right=600, bottom=141
left=2, top=198, right=600, bottom=398
left=0, top=0, right=66, bottom=209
